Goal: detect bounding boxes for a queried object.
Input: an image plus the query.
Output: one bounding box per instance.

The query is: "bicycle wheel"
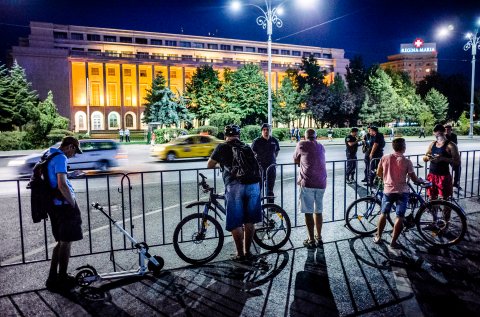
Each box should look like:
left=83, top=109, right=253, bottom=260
left=345, top=197, right=383, bottom=235
left=253, top=204, right=291, bottom=251
left=173, top=213, right=224, bottom=265
left=416, top=200, right=467, bottom=247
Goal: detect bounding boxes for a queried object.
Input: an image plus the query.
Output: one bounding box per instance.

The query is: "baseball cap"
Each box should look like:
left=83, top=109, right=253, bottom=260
left=61, top=136, right=83, bottom=154
left=224, top=125, right=240, bottom=137
left=261, top=123, right=271, bottom=129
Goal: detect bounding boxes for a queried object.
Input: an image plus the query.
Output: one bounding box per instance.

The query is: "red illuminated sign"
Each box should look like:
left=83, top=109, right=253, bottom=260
left=413, top=38, right=424, bottom=48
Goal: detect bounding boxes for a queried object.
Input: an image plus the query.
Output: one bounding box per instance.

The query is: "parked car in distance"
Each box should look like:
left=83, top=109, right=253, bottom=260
left=8, top=139, right=124, bottom=178
left=151, top=134, right=223, bottom=161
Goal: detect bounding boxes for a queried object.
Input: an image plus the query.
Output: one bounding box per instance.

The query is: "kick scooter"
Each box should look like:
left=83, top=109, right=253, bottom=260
left=75, top=202, right=164, bottom=287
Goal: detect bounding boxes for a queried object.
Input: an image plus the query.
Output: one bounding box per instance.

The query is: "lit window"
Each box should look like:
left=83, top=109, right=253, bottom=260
left=107, top=68, right=115, bottom=76
left=92, top=112, right=102, bottom=130
left=125, top=114, right=134, bottom=128
left=91, top=68, right=100, bottom=76
left=124, top=69, right=132, bottom=77
left=170, top=71, right=177, bottom=79
left=107, top=83, right=117, bottom=106
left=108, top=113, right=119, bottom=128
left=124, top=84, right=132, bottom=106
left=90, top=83, right=101, bottom=106
left=139, top=70, right=147, bottom=77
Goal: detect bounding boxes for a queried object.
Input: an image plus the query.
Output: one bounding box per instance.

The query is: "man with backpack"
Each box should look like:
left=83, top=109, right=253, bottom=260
left=293, top=129, right=327, bottom=248
left=207, top=125, right=262, bottom=262
left=251, top=123, right=280, bottom=203
left=44, top=136, right=84, bottom=293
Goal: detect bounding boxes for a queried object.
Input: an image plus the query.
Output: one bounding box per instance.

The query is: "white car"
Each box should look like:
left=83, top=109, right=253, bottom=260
left=8, top=139, right=123, bottom=178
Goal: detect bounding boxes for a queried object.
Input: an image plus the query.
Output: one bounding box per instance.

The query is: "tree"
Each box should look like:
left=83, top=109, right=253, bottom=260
left=6, top=61, right=39, bottom=130
left=223, top=64, right=268, bottom=125
left=424, top=88, right=448, bottom=124
left=25, top=91, right=69, bottom=146
left=345, top=55, right=368, bottom=126
left=184, top=65, right=223, bottom=125
left=0, top=64, right=13, bottom=131
left=273, top=77, right=303, bottom=125
left=143, top=74, right=192, bottom=127
left=323, top=74, right=356, bottom=127
left=359, top=67, right=401, bottom=126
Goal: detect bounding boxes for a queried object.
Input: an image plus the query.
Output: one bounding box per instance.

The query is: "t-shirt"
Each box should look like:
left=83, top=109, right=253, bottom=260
left=210, top=139, right=239, bottom=186
left=345, top=134, right=358, bottom=157
left=47, top=147, right=76, bottom=205
left=379, top=153, right=414, bottom=193
left=293, top=140, right=327, bottom=189
left=251, top=136, right=280, bottom=170
left=371, top=132, right=385, bottom=157
left=446, top=133, right=458, bottom=145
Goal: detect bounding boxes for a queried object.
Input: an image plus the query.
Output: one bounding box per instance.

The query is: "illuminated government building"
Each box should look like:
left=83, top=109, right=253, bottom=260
left=381, top=38, right=437, bottom=84
left=11, top=22, right=349, bottom=133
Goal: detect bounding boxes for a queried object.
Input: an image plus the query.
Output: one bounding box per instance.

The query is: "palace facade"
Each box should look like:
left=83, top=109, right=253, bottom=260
left=11, top=22, right=349, bottom=132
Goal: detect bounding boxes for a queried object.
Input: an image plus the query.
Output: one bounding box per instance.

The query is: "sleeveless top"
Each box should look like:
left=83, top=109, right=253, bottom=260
left=429, top=141, right=451, bottom=176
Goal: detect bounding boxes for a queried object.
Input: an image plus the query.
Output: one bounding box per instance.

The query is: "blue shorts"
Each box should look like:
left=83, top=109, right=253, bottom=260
left=381, top=192, right=409, bottom=217
left=298, top=187, right=325, bottom=214
left=224, top=181, right=262, bottom=231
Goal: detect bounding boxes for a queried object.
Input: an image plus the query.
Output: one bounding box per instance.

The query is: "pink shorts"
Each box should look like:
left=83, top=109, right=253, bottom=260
left=426, top=173, right=453, bottom=199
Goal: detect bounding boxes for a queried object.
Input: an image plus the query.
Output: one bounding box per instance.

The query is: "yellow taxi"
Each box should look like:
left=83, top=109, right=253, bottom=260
left=151, top=134, right=223, bottom=161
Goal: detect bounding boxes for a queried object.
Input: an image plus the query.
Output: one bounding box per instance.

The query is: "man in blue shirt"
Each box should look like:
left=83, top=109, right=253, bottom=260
left=45, top=136, right=83, bottom=293
left=251, top=123, right=280, bottom=203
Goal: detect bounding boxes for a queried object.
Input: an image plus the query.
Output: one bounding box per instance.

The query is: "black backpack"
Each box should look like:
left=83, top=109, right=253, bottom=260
left=229, top=142, right=261, bottom=184
left=27, top=152, right=62, bottom=223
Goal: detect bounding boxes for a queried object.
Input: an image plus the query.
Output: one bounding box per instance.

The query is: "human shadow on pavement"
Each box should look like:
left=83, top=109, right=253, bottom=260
left=404, top=212, right=480, bottom=317
left=290, top=247, right=339, bottom=316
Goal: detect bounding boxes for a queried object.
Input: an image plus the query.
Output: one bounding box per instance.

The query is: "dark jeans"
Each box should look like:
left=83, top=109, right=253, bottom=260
left=346, top=154, right=357, bottom=180
left=364, top=155, right=381, bottom=184
left=453, top=164, right=461, bottom=185
left=261, top=165, right=276, bottom=203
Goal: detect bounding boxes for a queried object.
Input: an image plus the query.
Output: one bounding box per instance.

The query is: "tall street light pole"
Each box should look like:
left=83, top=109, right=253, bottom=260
left=464, top=25, right=480, bottom=138
left=231, top=1, right=285, bottom=128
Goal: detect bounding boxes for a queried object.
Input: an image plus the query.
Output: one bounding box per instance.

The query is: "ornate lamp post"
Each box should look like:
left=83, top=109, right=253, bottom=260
left=464, top=23, right=480, bottom=138
left=232, top=0, right=286, bottom=128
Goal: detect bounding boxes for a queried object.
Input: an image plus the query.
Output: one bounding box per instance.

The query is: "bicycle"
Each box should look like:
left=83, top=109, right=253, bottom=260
left=172, top=173, right=292, bottom=265
left=345, top=178, right=467, bottom=248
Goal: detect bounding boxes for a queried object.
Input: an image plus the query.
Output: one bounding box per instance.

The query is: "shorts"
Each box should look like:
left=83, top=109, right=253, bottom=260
left=224, top=181, right=262, bottom=231
left=426, top=173, right=453, bottom=198
left=381, top=192, right=409, bottom=217
left=298, top=187, right=325, bottom=213
left=48, top=203, right=83, bottom=242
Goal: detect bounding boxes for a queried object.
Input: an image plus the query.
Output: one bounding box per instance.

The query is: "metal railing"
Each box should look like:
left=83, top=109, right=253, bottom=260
left=0, top=151, right=478, bottom=267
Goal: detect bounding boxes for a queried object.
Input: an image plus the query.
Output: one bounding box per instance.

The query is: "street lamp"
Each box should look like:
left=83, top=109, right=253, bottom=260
left=230, top=0, right=316, bottom=128
left=463, top=19, right=480, bottom=138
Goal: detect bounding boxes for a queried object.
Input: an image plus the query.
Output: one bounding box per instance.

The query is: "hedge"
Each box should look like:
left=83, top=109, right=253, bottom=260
left=0, top=131, right=32, bottom=151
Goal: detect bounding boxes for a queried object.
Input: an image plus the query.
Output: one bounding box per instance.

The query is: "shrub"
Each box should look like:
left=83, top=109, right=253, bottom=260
left=189, top=126, right=219, bottom=137
left=272, top=128, right=290, bottom=141
left=46, top=129, right=74, bottom=145
left=209, top=113, right=242, bottom=129
left=0, top=131, right=33, bottom=150
left=153, top=128, right=189, bottom=143
left=240, top=125, right=261, bottom=142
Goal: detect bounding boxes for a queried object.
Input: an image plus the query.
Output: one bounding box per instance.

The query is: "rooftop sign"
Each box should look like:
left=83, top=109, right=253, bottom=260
left=400, top=39, right=436, bottom=53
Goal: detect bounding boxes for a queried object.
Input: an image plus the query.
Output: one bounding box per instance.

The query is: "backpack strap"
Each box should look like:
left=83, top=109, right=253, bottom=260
left=41, top=151, right=63, bottom=189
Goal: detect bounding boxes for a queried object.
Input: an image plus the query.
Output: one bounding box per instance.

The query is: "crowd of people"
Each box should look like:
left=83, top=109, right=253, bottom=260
left=42, top=122, right=462, bottom=293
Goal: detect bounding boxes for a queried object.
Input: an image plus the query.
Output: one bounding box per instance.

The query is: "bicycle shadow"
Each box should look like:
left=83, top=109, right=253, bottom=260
left=289, top=247, right=339, bottom=316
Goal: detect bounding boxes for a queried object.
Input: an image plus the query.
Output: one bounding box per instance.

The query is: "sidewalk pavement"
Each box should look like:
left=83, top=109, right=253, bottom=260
left=1, top=197, right=479, bottom=316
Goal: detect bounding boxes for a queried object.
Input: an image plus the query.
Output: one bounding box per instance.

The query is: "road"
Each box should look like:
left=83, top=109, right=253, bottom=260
left=0, top=138, right=478, bottom=266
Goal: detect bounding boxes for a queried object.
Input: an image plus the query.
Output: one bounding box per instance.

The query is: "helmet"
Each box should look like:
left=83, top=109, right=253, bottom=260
left=224, top=125, right=240, bottom=137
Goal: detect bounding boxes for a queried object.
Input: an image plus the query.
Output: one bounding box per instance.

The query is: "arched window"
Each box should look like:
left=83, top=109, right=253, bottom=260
left=92, top=111, right=104, bottom=130
left=74, top=111, right=87, bottom=132
left=125, top=112, right=136, bottom=129
left=108, top=112, right=121, bottom=130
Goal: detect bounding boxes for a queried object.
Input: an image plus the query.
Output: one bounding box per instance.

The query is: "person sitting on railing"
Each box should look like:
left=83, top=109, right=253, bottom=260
left=374, top=138, right=423, bottom=249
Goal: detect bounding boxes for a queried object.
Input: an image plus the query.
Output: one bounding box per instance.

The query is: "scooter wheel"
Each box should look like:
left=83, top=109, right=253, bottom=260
left=75, top=267, right=97, bottom=287
left=148, top=255, right=164, bottom=276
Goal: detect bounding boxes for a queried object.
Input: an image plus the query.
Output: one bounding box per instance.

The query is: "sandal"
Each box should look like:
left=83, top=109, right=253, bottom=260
left=373, top=234, right=382, bottom=244
left=303, top=239, right=316, bottom=249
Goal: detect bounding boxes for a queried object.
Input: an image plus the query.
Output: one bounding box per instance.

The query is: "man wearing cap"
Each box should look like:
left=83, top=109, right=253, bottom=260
left=345, top=128, right=361, bottom=184
left=208, top=125, right=262, bottom=262
left=45, top=136, right=84, bottom=293
left=445, top=124, right=461, bottom=189
left=423, top=124, right=460, bottom=200
left=251, top=123, right=280, bottom=202
left=293, top=129, right=327, bottom=248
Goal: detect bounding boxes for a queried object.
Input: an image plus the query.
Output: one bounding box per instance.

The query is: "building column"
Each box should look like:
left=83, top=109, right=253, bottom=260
left=182, top=66, right=186, bottom=93
left=136, top=64, right=140, bottom=130
left=102, top=62, right=107, bottom=130
left=167, top=65, right=171, bottom=88
left=85, top=62, right=90, bottom=134
left=119, top=64, right=124, bottom=129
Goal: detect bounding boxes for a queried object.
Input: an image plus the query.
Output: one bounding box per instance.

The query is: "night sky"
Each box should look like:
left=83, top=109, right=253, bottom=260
left=0, top=0, right=478, bottom=79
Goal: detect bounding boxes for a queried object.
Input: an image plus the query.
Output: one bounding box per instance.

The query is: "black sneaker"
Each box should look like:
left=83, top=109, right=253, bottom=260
left=45, top=276, right=59, bottom=291
left=57, top=274, right=77, bottom=290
